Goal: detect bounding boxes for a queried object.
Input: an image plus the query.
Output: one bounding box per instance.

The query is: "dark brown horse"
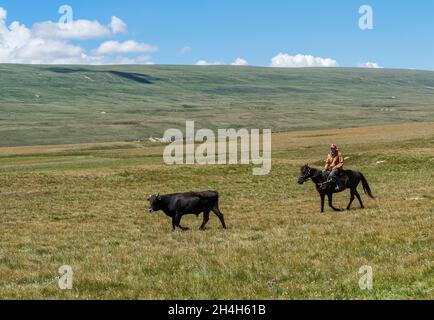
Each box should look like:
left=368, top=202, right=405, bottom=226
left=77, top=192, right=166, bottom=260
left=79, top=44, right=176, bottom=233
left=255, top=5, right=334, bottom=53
left=298, top=165, right=374, bottom=213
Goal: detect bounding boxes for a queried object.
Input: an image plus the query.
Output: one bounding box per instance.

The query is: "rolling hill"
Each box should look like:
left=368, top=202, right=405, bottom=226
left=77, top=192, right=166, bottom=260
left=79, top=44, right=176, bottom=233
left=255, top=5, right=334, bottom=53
left=1, top=64, right=434, bottom=147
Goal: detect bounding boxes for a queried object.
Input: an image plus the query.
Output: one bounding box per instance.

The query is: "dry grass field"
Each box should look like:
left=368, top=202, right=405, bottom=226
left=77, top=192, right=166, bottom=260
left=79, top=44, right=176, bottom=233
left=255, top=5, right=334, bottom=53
left=0, top=122, right=433, bottom=299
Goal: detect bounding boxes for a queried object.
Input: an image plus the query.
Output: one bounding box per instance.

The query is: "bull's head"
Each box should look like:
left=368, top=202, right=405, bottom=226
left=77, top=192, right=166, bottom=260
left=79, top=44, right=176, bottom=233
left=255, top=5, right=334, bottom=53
left=298, top=164, right=312, bottom=184
left=147, top=193, right=162, bottom=213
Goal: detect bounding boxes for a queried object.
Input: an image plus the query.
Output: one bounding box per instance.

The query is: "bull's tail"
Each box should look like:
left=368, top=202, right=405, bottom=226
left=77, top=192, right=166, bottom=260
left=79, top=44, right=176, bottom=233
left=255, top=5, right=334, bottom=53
left=360, top=173, right=374, bottom=199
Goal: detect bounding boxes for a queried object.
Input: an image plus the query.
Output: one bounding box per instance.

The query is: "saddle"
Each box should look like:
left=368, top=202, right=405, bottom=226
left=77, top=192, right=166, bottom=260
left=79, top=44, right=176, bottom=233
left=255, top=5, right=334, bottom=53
left=338, top=171, right=349, bottom=186
left=320, top=170, right=349, bottom=190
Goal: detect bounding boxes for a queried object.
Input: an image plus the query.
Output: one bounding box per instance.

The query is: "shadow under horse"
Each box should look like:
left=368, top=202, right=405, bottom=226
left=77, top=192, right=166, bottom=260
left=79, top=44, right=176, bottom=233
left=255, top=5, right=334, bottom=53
left=298, top=165, right=375, bottom=213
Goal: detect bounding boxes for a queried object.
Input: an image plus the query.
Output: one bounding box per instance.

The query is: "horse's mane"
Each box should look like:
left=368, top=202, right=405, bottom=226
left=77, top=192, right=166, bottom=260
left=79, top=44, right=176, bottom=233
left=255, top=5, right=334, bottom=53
left=304, top=165, right=326, bottom=183
left=305, top=165, right=322, bottom=174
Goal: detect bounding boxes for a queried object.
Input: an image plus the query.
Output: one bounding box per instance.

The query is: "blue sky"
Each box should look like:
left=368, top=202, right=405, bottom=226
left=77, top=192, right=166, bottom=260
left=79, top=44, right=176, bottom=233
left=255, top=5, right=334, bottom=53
left=1, top=0, right=434, bottom=69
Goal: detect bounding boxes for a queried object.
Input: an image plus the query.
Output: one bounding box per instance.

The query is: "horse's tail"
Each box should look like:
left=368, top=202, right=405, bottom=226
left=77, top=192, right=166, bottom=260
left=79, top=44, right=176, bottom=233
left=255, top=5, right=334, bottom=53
left=360, top=173, right=375, bottom=199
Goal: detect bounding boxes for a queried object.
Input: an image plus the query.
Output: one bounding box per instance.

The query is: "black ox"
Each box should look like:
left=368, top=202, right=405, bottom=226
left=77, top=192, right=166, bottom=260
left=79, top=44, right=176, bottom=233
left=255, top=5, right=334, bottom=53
left=148, top=191, right=227, bottom=231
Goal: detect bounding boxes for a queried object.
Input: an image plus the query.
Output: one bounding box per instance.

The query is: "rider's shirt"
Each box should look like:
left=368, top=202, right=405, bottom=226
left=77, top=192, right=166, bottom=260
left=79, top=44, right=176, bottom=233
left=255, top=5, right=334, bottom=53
left=325, top=151, right=344, bottom=170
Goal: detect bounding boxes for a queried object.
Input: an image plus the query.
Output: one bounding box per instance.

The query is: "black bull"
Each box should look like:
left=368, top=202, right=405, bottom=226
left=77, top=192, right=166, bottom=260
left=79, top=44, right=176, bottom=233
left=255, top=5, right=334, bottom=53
left=148, top=191, right=227, bottom=231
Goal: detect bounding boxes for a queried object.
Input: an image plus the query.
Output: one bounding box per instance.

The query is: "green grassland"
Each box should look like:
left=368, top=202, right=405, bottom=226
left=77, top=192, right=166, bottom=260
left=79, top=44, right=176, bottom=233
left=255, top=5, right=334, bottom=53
left=0, top=65, right=433, bottom=299
left=1, top=64, right=434, bottom=146
left=0, top=123, right=433, bottom=299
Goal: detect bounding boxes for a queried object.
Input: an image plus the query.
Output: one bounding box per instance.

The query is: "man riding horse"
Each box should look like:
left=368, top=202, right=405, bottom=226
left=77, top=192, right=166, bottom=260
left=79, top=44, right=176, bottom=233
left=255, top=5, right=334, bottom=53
left=324, top=144, right=344, bottom=191
left=297, top=143, right=374, bottom=212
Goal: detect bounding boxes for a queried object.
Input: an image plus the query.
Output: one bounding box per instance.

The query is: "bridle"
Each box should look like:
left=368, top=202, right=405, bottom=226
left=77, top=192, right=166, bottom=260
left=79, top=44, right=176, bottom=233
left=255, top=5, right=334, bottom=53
left=300, top=167, right=312, bottom=181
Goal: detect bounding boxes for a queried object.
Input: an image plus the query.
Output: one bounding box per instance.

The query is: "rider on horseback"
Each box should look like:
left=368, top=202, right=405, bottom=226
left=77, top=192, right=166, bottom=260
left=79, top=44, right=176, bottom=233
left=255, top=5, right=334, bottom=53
left=324, top=144, right=344, bottom=191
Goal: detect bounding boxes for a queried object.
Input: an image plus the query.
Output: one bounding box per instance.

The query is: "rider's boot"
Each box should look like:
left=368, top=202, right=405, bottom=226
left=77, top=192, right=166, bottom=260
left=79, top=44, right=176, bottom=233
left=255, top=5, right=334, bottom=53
left=335, top=181, right=343, bottom=191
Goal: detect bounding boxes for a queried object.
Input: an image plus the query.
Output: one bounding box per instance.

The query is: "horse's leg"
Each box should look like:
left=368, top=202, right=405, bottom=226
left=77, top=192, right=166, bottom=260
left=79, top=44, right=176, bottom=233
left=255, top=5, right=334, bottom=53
left=328, top=192, right=342, bottom=211
left=347, top=188, right=356, bottom=210
left=355, top=190, right=365, bottom=209
left=320, top=192, right=325, bottom=213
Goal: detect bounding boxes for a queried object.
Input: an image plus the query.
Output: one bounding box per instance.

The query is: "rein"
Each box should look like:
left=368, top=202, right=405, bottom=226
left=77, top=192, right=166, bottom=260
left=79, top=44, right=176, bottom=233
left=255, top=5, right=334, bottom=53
left=317, top=180, right=330, bottom=187
left=305, top=168, right=327, bottom=185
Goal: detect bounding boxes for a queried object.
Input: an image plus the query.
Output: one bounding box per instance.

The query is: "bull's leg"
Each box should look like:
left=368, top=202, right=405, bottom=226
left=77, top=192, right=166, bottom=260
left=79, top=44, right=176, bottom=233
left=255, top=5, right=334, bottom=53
left=212, top=206, right=227, bottom=229
left=347, top=189, right=355, bottom=210
left=171, top=216, right=176, bottom=231
left=200, top=211, right=210, bottom=230
left=320, top=192, right=325, bottom=213
left=355, top=190, right=365, bottom=209
left=328, top=192, right=342, bottom=211
left=174, top=212, right=189, bottom=231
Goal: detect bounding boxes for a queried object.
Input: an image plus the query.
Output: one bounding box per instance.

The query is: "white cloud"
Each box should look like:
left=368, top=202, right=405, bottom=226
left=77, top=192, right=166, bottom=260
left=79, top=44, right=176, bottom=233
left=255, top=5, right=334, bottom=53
left=0, top=20, right=32, bottom=60
left=109, top=16, right=127, bottom=34
left=13, top=38, right=86, bottom=64
left=358, top=61, right=382, bottom=68
left=231, top=58, right=248, bottom=66
left=179, top=46, right=191, bottom=55
left=271, top=53, right=338, bottom=68
left=32, top=16, right=127, bottom=40
left=96, top=40, right=158, bottom=54
left=195, top=58, right=248, bottom=66
left=0, top=7, right=6, bottom=20
left=196, top=60, right=225, bottom=66
left=0, top=8, right=85, bottom=64
left=33, top=20, right=109, bottom=40
left=87, top=55, right=154, bottom=65
left=0, top=7, right=156, bottom=65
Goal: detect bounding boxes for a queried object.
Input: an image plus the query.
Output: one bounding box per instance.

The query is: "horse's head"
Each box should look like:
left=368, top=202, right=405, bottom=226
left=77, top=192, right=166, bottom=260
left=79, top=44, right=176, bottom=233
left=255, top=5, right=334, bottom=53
left=298, top=164, right=313, bottom=184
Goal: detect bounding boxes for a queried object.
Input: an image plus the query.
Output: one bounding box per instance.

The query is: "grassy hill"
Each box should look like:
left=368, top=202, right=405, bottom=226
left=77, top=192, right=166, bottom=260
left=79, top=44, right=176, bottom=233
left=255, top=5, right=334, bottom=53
left=1, top=64, right=434, bottom=147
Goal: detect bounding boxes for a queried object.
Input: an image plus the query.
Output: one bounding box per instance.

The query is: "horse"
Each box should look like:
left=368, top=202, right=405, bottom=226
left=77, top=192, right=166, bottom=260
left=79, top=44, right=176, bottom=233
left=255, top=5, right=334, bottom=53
left=297, top=164, right=374, bottom=213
